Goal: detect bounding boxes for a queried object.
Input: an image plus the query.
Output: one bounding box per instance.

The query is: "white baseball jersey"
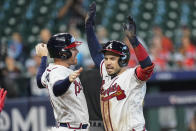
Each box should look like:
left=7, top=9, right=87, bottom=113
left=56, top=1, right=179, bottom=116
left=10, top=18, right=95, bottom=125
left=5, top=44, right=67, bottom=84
left=100, top=60, right=146, bottom=131
left=41, top=63, right=89, bottom=127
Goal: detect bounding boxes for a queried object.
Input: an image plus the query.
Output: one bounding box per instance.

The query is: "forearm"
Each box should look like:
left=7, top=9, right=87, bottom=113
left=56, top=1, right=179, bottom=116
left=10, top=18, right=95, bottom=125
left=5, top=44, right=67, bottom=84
left=36, top=56, right=47, bottom=88
left=53, top=77, right=71, bottom=97
left=85, top=22, right=104, bottom=68
left=129, top=37, right=154, bottom=81
left=128, top=37, right=152, bottom=68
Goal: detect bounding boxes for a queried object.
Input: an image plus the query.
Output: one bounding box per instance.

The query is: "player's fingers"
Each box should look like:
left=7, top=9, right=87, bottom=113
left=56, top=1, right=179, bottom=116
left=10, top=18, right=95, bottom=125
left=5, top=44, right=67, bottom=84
left=74, top=68, right=83, bottom=76
left=39, top=43, right=43, bottom=49
left=72, top=73, right=78, bottom=78
left=41, top=43, right=45, bottom=47
left=74, top=76, right=78, bottom=79
left=73, top=73, right=79, bottom=78
left=69, top=74, right=77, bottom=82
left=35, top=45, right=38, bottom=52
left=78, top=67, right=83, bottom=73
left=35, top=45, right=40, bottom=54
left=35, top=48, right=39, bottom=55
left=127, top=16, right=134, bottom=23
left=69, top=75, right=74, bottom=82
left=42, top=43, right=47, bottom=49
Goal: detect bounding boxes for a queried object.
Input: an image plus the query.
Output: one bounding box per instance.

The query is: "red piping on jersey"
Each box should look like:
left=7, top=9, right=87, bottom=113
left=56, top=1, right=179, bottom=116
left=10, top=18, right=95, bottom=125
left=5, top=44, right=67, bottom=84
left=108, top=101, right=114, bottom=131
left=143, top=125, right=146, bottom=131
left=102, top=101, right=109, bottom=131
left=47, top=67, right=58, bottom=72
left=101, top=77, right=118, bottom=131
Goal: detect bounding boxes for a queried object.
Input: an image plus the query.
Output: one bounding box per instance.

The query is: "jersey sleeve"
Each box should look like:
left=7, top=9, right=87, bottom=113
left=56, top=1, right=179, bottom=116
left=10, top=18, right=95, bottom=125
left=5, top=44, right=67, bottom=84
left=135, top=63, right=155, bottom=81
left=41, top=67, right=69, bottom=88
left=51, top=68, right=69, bottom=86
left=36, top=56, right=47, bottom=88
left=128, top=67, right=146, bottom=85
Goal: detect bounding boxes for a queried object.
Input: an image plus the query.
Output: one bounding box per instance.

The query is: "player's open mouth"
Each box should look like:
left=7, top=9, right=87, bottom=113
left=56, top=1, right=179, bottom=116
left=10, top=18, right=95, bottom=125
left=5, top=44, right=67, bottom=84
left=106, top=67, right=113, bottom=70
left=106, top=67, right=114, bottom=72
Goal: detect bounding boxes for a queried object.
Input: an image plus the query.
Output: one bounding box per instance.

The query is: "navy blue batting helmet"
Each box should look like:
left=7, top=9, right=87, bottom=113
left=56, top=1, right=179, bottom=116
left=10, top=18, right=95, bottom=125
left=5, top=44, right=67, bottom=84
left=101, top=40, right=130, bottom=67
left=47, top=33, right=81, bottom=59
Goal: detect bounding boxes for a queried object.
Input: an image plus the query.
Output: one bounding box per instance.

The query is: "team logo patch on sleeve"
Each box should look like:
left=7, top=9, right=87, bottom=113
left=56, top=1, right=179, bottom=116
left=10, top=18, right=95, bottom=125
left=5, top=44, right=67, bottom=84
left=101, top=83, right=126, bottom=101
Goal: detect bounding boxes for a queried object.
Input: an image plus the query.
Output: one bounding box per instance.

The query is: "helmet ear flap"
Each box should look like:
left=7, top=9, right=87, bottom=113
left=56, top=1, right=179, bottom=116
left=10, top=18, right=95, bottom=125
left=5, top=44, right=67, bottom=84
left=118, top=45, right=130, bottom=67
left=59, top=49, right=72, bottom=60
left=118, top=54, right=129, bottom=67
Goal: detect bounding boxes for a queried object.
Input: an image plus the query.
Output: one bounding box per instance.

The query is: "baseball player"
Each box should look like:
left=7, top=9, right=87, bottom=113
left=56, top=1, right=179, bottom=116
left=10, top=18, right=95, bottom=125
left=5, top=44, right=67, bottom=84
left=35, top=33, right=89, bottom=131
left=0, top=88, right=7, bottom=112
left=85, top=2, right=154, bottom=131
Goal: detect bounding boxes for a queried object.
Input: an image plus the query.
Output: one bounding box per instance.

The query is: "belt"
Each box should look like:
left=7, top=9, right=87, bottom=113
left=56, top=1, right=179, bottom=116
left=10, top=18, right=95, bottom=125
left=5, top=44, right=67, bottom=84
left=59, top=123, right=88, bottom=129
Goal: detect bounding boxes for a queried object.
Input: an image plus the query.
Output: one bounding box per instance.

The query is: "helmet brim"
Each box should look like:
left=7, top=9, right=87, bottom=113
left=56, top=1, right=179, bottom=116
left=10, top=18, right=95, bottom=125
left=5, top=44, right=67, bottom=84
left=100, top=49, right=124, bottom=56
left=64, top=41, right=82, bottom=49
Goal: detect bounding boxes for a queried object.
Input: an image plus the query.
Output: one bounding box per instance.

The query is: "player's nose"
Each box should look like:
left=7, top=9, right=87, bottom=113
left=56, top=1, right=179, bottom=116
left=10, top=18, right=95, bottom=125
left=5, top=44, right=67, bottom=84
left=105, top=60, right=112, bottom=65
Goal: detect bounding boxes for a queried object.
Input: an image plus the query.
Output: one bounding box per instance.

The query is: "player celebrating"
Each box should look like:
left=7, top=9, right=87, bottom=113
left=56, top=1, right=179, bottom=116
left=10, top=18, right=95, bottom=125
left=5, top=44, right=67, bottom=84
left=35, top=33, right=89, bottom=131
left=85, top=2, right=154, bottom=131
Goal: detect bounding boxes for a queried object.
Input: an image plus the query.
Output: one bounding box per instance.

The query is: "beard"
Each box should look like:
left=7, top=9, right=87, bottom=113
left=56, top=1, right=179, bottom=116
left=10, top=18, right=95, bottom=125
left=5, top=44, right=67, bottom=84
left=107, top=68, right=121, bottom=78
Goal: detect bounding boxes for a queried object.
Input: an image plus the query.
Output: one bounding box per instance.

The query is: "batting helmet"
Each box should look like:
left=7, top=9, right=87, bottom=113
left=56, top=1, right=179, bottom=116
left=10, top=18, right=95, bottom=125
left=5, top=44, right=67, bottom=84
left=47, top=33, right=81, bottom=59
left=101, top=40, right=130, bottom=67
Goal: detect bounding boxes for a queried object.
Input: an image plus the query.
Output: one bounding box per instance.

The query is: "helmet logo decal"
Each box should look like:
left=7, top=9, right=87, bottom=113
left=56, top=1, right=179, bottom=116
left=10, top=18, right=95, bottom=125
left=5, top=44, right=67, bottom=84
left=106, top=43, right=113, bottom=49
left=53, top=33, right=67, bottom=36
left=56, top=37, right=65, bottom=42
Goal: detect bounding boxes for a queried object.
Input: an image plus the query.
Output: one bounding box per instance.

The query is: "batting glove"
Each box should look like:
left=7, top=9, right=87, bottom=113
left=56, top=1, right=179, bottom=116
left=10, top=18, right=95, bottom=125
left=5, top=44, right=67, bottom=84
left=123, top=16, right=137, bottom=41
left=85, top=2, right=96, bottom=25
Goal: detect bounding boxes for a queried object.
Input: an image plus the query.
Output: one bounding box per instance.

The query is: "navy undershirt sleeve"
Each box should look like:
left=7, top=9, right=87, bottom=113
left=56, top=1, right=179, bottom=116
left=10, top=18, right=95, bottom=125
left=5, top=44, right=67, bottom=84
left=53, top=77, right=71, bottom=97
left=36, top=56, right=47, bottom=88
left=85, top=21, right=104, bottom=68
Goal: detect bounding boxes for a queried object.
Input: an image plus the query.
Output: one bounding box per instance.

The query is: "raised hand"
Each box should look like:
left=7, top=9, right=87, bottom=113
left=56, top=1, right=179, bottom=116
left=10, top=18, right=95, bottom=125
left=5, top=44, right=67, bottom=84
left=85, top=2, right=96, bottom=24
left=35, top=43, right=48, bottom=57
left=123, top=16, right=136, bottom=40
left=69, top=67, right=83, bottom=82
